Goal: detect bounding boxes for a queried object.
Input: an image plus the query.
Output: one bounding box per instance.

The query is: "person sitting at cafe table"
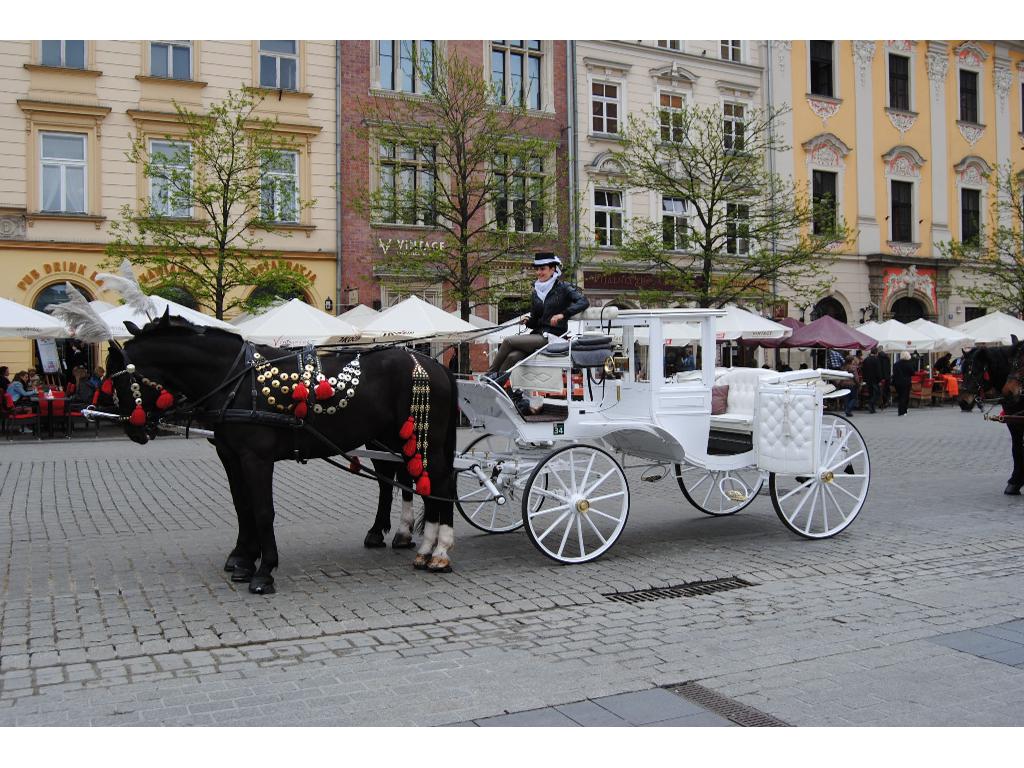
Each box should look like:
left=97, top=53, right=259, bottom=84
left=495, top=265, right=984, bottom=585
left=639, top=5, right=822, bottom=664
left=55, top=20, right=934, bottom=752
left=0, top=366, right=10, bottom=394
left=934, top=352, right=953, bottom=375
left=67, top=366, right=96, bottom=409
left=7, top=371, right=32, bottom=405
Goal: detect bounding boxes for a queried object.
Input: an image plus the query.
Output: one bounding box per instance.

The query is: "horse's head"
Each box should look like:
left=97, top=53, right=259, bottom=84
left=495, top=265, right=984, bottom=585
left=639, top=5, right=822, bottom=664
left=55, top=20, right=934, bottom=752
left=959, top=347, right=990, bottom=411
left=104, top=310, right=223, bottom=444
left=1000, top=335, right=1024, bottom=405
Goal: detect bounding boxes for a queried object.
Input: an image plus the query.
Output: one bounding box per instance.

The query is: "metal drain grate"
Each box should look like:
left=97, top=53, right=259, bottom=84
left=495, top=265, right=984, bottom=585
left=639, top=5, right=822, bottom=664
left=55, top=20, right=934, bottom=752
left=603, top=576, right=756, bottom=604
left=669, top=682, right=790, bottom=727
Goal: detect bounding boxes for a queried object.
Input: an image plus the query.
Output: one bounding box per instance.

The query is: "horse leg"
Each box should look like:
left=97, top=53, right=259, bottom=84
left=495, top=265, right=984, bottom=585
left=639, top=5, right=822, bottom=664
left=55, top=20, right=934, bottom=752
left=364, top=460, right=394, bottom=548
left=392, top=470, right=417, bottom=549
left=413, top=507, right=439, bottom=570
left=215, top=441, right=259, bottom=580
left=1006, top=422, right=1024, bottom=495
left=241, top=457, right=279, bottom=595
left=427, top=471, right=456, bottom=573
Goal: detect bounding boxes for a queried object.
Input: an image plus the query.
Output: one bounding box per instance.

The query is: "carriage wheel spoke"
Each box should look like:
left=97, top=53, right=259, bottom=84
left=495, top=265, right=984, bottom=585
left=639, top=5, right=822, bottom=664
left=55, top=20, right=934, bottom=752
left=578, top=450, right=596, bottom=495
left=582, top=468, right=618, bottom=497
left=527, top=502, right=571, bottom=519
left=829, top=482, right=863, bottom=503
left=785, top=479, right=817, bottom=524
left=777, top=475, right=816, bottom=503
left=460, top=485, right=490, bottom=500
left=823, top=483, right=849, bottom=522
left=701, top=472, right=718, bottom=508
left=582, top=512, right=608, bottom=544
left=536, top=510, right=572, bottom=542
left=588, top=491, right=626, bottom=504
left=687, top=472, right=712, bottom=491
left=825, top=449, right=865, bottom=474
left=587, top=507, right=621, bottom=523
left=532, top=486, right=568, bottom=502
left=576, top=515, right=586, bottom=558
left=544, top=465, right=573, bottom=495
left=823, top=428, right=853, bottom=468
left=556, top=511, right=574, bottom=557
left=803, top=484, right=821, bottom=534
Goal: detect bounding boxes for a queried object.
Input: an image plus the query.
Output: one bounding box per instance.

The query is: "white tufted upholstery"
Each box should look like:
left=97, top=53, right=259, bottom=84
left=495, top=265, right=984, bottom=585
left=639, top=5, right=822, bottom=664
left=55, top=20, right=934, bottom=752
left=710, top=368, right=776, bottom=431
left=754, top=384, right=822, bottom=474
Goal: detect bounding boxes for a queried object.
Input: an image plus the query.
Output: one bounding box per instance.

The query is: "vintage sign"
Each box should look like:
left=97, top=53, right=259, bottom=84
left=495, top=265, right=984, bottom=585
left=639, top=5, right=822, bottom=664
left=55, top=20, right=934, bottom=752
left=378, top=238, right=446, bottom=255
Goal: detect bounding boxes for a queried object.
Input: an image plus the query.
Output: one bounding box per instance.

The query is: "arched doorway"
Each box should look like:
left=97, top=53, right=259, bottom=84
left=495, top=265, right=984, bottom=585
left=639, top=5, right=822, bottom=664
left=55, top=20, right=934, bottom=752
left=891, top=296, right=926, bottom=324
left=32, top=281, right=95, bottom=381
left=811, top=296, right=847, bottom=323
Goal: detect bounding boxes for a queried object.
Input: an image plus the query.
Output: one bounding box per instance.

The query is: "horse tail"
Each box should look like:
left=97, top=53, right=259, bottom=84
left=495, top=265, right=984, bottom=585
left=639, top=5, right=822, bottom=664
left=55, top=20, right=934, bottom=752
left=443, top=366, right=459, bottom=477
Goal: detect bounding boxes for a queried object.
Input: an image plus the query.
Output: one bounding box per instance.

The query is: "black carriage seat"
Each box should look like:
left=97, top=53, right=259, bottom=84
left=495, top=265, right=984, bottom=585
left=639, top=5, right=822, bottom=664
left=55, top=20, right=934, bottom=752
left=540, top=334, right=613, bottom=369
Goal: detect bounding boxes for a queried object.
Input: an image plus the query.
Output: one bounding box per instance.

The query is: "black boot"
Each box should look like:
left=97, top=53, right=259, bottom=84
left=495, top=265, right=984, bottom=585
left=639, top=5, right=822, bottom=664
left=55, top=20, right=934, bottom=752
left=1004, top=483, right=1022, bottom=495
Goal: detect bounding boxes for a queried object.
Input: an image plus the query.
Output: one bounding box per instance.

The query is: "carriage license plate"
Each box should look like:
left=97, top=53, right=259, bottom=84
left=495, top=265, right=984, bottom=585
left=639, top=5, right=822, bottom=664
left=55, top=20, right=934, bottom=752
left=553, top=423, right=565, bottom=436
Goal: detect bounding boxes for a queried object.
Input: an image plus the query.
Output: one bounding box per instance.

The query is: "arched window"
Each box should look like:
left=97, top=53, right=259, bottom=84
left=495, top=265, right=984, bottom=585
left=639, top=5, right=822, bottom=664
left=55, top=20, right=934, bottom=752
left=811, top=296, right=847, bottom=323
left=891, top=296, right=925, bottom=324
left=150, top=285, right=198, bottom=310
left=32, top=281, right=93, bottom=313
left=248, top=285, right=309, bottom=306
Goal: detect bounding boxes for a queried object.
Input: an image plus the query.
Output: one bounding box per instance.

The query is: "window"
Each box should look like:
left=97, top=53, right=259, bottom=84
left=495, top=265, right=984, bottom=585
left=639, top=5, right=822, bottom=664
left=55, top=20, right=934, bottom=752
left=659, top=93, right=685, bottom=143
left=890, top=180, right=913, bottom=243
left=809, top=40, right=834, bottom=98
left=491, top=41, right=542, bottom=109
left=41, top=40, right=84, bottom=69
left=726, top=203, right=749, bottom=255
left=592, top=82, right=619, bottom=134
left=40, top=132, right=86, bottom=213
left=593, top=189, right=623, bottom=247
left=812, top=170, right=838, bottom=235
left=377, top=143, right=436, bottom=226
left=261, top=151, right=299, bottom=223
left=959, top=69, right=979, bottom=123
left=662, top=197, right=690, bottom=250
left=378, top=41, right=433, bottom=94
left=721, top=40, right=742, bottom=62
left=658, top=41, right=681, bottom=51
left=723, top=102, right=745, bottom=151
left=149, top=140, right=191, bottom=218
left=259, top=41, right=298, bottom=91
left=888, top=54, right=910, bottom=110
left=495, top=154, right=545, bottom=233
left=961, top=188, right=981, bottom=245
left=151, top=41, right=191, bottom=80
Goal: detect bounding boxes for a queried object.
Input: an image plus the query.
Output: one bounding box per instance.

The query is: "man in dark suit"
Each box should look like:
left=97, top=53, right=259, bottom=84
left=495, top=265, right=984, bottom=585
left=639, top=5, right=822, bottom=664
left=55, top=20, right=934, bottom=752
left=861, top=347, right=882, bottom=414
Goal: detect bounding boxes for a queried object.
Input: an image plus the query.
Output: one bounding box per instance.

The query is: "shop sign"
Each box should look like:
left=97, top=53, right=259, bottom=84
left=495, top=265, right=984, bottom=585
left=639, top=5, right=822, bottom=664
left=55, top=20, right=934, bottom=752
left=248, top=259, right=317, bottom=284
left=378, top=238, right=446, bottom=255
left=17, top=261, right=101, bottom=292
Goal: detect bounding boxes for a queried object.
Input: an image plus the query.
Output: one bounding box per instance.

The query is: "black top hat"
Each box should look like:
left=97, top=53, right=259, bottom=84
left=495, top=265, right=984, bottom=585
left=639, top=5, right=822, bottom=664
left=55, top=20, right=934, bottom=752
left=532, top=252, right=561, bottom=267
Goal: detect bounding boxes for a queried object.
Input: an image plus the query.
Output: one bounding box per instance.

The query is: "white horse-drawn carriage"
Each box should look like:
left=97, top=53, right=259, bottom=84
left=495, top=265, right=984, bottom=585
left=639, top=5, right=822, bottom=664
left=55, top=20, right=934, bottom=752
left=453, top=307, right=870, bottom=563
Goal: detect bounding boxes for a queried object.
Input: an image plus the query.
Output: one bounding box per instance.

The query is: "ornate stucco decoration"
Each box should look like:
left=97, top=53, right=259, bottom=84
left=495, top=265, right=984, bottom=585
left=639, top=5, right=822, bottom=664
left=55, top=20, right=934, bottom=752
left=885, top=264, right=933, bottom=296
left=775, top=41, right=792, bottom=72
left=953, top=155, right=993, bottom=186
left=926, top=49, right=949, bottom=95
left=801, top=132, right=852, bottom=169
left=649, top=62, right=697, bottom=88
left=585, top=151, right=625, bottom=179
left=955, top=42, right=988, bottom=69
left=886, top=109, right=917, bottom=138
left=882, top=145, right=926, bottom=179
left=994, top=65, right=1013, bottom=110
left=886, top=40, right=914, bottom=53
left=807, top=96, right=841, bottom=124
left=887, top=242, right=920, bottom=259
left=0, top=215, right=27, bottom=240
left=853, top=40, right=876, bottom=86
left=957, top=122, right=985, bottom=146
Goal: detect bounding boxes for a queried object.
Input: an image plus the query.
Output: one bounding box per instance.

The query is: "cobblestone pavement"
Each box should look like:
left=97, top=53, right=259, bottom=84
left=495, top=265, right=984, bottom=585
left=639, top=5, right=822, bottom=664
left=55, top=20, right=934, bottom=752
left=2, top=405, right=1024, bottom=726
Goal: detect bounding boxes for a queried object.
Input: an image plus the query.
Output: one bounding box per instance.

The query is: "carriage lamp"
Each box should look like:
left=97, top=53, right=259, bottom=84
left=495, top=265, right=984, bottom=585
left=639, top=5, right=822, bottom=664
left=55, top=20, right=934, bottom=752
left=324, top=298, right=333, bottom=313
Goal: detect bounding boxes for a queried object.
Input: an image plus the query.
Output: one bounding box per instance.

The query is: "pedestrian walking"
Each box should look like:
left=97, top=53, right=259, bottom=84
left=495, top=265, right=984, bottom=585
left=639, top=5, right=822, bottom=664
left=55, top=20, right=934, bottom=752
left=893, top=351, right=915, bottom=416
left=879, top=350, right=892, bottom=409
left=861, top=347, right=882, bottom=413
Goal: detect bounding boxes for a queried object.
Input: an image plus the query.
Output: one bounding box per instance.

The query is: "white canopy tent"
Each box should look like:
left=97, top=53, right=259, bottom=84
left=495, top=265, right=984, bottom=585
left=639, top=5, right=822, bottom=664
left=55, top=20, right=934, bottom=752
left=88, top=300, right=117, bottom=314
left=907, top=318, right=974, bottom=353
left=855, top=319, right=936, bottom=352
left=0, top=297, right=67, bottom=338
left=337, top=303, right=380, bottom=329
left=953, top=311, right=1024, bottom=346
left=360, top=295, right=477, bottom=341
left=632, top=305, right=792, bottom=344
left=100, top=296, right=238, bottom=340
left=235, top=298, right=361, bottom=346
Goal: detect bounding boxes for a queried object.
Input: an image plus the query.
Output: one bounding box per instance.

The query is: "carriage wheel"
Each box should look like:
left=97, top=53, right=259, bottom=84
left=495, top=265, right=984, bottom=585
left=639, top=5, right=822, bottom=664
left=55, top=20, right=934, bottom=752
left=522, top=444, right=629, bottom=564
left=769, top=414, right=870, bottom=539
left=675, top=463, right=765, bottom=516
left=456, top=434, right=544, bottom=533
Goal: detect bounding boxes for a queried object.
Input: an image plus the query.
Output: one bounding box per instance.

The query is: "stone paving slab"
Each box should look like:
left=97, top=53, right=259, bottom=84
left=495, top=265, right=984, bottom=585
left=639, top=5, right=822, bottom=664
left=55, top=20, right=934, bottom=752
left=4, top=408, right=1024, bottom=725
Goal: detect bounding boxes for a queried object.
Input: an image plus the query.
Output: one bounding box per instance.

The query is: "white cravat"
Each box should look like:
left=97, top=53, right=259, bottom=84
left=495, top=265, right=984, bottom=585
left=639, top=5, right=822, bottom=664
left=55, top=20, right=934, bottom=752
left=534, top=274, right=557, bottom=303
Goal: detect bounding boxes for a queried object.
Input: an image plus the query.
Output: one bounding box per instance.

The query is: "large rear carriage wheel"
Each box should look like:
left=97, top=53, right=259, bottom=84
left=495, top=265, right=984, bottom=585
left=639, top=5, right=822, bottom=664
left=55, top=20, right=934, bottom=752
left=769, top=414, right=870, bottom=539
left=522, top=444, right=629, bottom=564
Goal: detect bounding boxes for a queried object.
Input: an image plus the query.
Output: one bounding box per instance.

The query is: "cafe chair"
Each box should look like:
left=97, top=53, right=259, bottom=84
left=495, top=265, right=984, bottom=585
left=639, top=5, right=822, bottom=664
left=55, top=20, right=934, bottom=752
left=2, top=393, right=39, bottom=439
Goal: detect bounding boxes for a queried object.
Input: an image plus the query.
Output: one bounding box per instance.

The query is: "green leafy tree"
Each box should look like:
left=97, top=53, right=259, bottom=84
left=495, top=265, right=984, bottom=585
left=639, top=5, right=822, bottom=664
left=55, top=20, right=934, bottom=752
left=353, top=50, right=564, bottom=326
left=602, top=103, right=851, bottom=309
left=105, top=89, right=313, bottom=319
left=938, top=163, right=1024, bottom=316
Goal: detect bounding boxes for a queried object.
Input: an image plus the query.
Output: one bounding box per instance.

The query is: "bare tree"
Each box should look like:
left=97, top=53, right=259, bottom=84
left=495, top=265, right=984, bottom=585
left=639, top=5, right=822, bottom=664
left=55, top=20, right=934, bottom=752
left=603, top=103, right=850, bottom=309
left=938, top=163, right=1024, bottom=316
left=105, top=89, right=313, bottom=319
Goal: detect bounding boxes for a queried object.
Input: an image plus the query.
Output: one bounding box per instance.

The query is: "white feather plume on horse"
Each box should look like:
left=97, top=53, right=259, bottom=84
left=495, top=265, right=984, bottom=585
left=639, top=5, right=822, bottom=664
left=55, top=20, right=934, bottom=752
left=46, top=282, right=113, bottom=343
left=96, top=259, right=155, bottom=319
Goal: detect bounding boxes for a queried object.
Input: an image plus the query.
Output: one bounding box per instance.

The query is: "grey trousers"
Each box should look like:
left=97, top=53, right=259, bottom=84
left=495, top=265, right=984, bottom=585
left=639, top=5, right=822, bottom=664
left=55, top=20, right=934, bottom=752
left=488, top=333, right=548, bottom=374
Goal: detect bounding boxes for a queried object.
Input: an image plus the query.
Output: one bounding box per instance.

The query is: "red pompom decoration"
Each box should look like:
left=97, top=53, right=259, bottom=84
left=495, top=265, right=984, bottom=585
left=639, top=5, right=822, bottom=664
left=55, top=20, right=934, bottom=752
left=294, top=401, right=308, bottom=419
left=402, top=436, right=417, bottom=457
left=291, top=382, right=309, bottom=401
left=101, top=379, right=113, bottom=395
left=129, top=405, right=146, bottom=426
left=399, top=417, right=415, bottom=440
left=348, top=457, right=362, bottom=474
left=406, top=453, right=423, bottom=478
left=415, top=473, right=431, bottom=496
left=315, top=380, right=334, bottom=400
left=155, top=390, right=174, bottom=410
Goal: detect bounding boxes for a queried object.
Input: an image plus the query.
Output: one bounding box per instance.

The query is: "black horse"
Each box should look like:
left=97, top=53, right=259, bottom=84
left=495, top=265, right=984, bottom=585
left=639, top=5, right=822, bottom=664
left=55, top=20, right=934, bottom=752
left=959, top=340, right=1024, bottom=494
left=105, top=313, right=459, bottom=594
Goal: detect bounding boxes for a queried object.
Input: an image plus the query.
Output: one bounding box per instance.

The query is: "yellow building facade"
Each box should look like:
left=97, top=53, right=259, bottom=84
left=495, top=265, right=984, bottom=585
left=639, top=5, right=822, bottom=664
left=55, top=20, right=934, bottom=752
left=0, top=40, right=339, bottom=372
left=773, top=40, right=1024, bottom=325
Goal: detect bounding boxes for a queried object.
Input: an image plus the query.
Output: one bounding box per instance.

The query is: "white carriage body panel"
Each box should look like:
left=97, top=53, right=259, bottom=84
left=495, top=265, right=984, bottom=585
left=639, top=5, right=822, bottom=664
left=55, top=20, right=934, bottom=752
left=753, top=383, right=823, bottom=475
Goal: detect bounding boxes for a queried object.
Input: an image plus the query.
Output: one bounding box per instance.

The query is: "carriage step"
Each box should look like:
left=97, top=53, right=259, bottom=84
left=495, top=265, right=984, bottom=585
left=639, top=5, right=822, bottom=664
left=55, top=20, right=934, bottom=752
left=602, top=576, right=756, bottom=605
left=519, top=404, right=569, bottom=422
left=667, top=682, right=791, bottom=727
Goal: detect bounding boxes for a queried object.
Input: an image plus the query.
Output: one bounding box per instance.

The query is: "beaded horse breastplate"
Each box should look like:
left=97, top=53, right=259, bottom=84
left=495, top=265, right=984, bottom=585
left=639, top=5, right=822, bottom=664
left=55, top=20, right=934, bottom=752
left=252, top=347, right=361, bottom=419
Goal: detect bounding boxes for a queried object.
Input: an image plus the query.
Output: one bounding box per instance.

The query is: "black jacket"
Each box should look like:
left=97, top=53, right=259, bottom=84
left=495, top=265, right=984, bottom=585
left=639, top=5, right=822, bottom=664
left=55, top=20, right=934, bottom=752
left=893, top=359, right=915, bottom=388
left=525, top=280, right=589, bottom=337
left=861, top=354, right=882, bottom=385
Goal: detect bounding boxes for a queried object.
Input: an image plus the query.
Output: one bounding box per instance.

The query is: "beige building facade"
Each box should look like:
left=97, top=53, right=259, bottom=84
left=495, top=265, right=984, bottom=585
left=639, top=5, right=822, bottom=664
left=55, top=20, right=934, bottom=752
left=0, top=40, right=339, bottom=371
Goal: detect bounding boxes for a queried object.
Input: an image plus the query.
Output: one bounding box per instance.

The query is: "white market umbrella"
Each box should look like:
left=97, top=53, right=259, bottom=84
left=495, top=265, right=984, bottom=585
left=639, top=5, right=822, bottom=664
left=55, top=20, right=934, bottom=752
left=100, top=295, right=237, bottom=340
left=235, top=298, right=360, bottom=347
left=953, top=311, right=1024, bottom=346
left=0, top=296, right=67, bottom=338
left=88, top=300, right=117, bottom=314
left=462, top=313, right=496, bottom=330
left=337, top=303, right=380, bottom=330
left=633, top=305, right=790, bottom=345
left=855, top=319, right=935, bottom=353
left=361, top=295, right=476, bottom=341
left=907, top=318, right=974, bottom=353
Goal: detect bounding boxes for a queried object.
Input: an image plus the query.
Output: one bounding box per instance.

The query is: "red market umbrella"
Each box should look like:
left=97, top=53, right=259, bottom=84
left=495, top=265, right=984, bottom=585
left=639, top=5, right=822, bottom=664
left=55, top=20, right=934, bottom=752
left=783, top=315, right=877, bottom=350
